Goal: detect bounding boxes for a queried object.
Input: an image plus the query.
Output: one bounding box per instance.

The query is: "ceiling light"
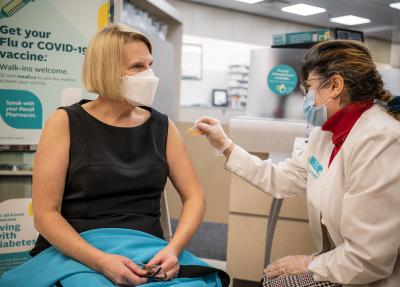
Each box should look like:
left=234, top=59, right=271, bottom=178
left=330, top=15, right=371, bottom=26
left=390, top=2, right=400, bottom=9
left=281, top=3, right=326, bottom=16
left=234, top=0, right=264, bottom=4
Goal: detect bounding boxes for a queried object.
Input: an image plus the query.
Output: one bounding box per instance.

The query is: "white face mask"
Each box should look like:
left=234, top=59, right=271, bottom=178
left=121, top=69, right=159, bottom=107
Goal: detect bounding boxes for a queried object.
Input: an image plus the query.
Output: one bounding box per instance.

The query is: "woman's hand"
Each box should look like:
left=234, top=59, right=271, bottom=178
left=194, top=117, right=233, bottom=155
left=264, top=255, right=314, bottom=278
left=146, top=246, right=180, bottom=281
left=96, top=253, right=148, bottom=286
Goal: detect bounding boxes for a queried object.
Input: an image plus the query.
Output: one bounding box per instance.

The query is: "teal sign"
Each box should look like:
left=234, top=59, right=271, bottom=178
left=0, top=251, right=32, bottom=275
left=0, top=89, right=42, bottom=129
left=267, top=64, right=298, bottom=96
left=0, top=0, right=105, bottom=144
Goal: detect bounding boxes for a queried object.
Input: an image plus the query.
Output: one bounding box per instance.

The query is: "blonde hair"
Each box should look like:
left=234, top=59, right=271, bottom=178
left=82, top=23, right=152, bottom=100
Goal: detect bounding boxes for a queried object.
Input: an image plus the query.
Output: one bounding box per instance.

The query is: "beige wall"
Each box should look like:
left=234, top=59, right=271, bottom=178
left=169, top=0, right=391, bottom=64
left=166, top=122, right=231, bottom=224
left=168, top=0, right=315, bottom=46
left=365, top=37, right=392, bottom=64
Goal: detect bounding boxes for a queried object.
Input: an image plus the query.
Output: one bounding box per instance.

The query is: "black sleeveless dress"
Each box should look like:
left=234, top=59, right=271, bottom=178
left=30, top=100, right=230, bottom=286
left=30, top=100, right=169, bottom=255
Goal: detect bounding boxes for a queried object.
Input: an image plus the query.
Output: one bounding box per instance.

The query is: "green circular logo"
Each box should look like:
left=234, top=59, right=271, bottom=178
left=267, top=64, right=298, bottom=96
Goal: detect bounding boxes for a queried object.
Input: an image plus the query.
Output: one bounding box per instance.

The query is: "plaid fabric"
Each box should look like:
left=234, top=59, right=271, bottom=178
left=260, top=272, right=342, bottom=287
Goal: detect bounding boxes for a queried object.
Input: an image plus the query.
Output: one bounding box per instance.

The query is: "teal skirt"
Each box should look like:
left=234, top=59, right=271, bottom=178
left=0, top=228, right=229, bottom=287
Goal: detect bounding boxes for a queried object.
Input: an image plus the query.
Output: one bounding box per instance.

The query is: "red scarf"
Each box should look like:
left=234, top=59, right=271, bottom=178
left=322, top=101, right=373, bottom=167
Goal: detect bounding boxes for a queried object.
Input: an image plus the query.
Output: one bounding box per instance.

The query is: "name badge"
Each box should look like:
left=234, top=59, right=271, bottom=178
left=308, top=156, right=323, bottom=179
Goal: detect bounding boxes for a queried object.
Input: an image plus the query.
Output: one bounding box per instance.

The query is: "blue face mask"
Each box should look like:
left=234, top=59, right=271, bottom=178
left=303, top=89, right=333, bottom=126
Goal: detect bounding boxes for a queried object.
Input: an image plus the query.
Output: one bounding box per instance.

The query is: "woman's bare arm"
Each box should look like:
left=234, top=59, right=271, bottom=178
left=140, top=120, right=206, bottom=280
left=165, top=120, right=206, bottom=254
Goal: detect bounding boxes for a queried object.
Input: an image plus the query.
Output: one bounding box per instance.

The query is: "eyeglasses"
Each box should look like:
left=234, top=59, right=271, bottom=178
left=300, top=77, right=330, bottom=96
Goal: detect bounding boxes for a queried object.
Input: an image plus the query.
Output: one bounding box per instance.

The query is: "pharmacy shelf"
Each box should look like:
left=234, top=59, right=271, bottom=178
left=0, top=171, right=33, bottom=176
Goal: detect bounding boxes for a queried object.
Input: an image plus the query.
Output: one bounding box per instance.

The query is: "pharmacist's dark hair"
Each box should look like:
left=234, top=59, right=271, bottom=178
left=301, top=40, right=399, bottom=120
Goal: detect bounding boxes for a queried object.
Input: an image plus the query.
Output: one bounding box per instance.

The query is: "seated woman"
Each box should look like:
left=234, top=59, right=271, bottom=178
left=0, top=24, right=229, bottom=287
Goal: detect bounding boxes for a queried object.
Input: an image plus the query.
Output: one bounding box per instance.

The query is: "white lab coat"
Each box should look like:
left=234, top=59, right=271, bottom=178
left=225, top=104, right=400, bottom=287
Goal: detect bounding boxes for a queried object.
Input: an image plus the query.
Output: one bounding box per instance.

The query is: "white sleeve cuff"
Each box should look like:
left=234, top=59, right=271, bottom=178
left=224, top=145, right=249, bottom=176
left=307, top=255, right=325, bottom=281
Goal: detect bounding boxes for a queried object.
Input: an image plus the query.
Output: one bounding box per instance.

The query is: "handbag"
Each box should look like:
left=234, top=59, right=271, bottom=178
left=260, top=272, right=342, bottom=287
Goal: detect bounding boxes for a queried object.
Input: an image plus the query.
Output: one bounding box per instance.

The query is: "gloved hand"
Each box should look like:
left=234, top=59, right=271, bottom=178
left=194, top=116, right=233, bottom=155
left=264, top=255, right=314, bottom=278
